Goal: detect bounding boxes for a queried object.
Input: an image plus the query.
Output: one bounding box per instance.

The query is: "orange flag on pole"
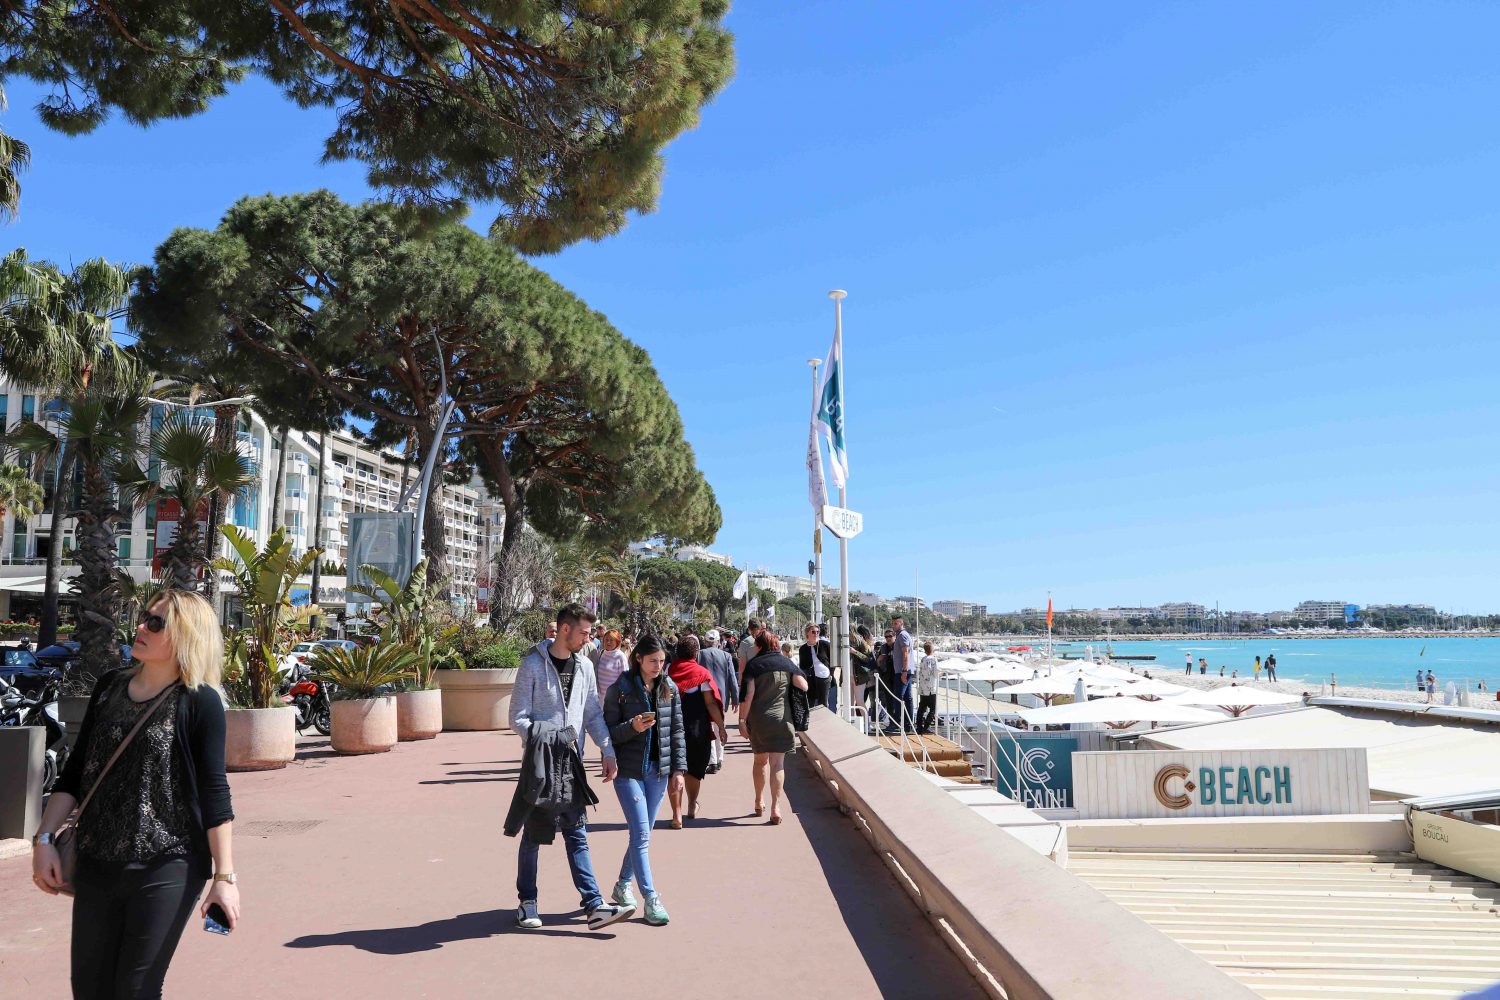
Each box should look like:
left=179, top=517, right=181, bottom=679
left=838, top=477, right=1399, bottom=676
left=1046, top=594, right=1053, bottom=629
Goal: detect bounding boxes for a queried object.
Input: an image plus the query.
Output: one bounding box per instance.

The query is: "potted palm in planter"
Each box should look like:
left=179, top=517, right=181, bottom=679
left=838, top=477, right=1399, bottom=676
left=348, top=561, right=447, bottom=741
left=210, top=525, right=321, bottom=770
left=309, top=643, right=421, bottom=754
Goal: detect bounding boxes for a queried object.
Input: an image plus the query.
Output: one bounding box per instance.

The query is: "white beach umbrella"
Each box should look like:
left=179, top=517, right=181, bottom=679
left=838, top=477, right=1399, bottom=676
left=1001, top=672, right=1122, bottom=705
left=960, top=663, right=1035, bottom=684
left=1018, top=696, right=1228, bottom=729
left=1120, top=677, right=1194, bottom=699
left=1172, top=685, right=1305, bottom=717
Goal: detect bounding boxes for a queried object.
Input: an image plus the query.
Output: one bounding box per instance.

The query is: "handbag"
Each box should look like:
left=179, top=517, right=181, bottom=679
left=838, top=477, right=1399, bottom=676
left=52, top=680, right=180, bottom=896
left=786, top=681, right=810, bottom=733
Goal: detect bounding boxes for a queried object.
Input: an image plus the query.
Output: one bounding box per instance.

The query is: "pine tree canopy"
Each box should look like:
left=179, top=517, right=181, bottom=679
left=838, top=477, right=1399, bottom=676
left=0, top=1, right=735, bottom=251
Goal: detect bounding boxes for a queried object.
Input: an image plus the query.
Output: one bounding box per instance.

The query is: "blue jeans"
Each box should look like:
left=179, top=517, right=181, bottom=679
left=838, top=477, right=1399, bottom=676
left=516, top=821, right=603, bottom=912
left=614, top=762, right=669, bottom=898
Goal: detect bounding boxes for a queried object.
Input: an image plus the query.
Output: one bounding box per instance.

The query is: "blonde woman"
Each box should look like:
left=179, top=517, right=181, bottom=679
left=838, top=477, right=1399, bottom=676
left=31, top=590, right=238, bottom=999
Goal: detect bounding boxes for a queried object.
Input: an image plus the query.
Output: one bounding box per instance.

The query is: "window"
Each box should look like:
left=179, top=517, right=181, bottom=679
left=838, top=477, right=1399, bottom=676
left=20, top=394, right=35, bottom=422
left=12, top=533, right=26, bottom=559
left=147, top=539, right=155, bottom=560
left=119, top=537, right=132, bottom=561
left=0, top=394, right=7, bottom=422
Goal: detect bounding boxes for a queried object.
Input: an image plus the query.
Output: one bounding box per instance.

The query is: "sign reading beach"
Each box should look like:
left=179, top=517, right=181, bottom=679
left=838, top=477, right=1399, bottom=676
left=1073, top=748, right=1369, bottom=819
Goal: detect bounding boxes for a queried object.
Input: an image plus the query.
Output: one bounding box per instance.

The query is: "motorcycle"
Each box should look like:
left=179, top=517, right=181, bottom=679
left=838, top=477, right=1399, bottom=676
left=0, top=673, right=69, bottom=792
left=281, top=663, right=331, bottom=736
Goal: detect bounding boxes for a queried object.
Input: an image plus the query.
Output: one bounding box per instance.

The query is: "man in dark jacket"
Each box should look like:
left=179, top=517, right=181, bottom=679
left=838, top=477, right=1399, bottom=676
left=698, top=630, right=738, bottom=774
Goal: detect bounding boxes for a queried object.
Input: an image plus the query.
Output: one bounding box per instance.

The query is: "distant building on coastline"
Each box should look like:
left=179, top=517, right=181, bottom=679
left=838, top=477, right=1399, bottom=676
left=933, top=599, right=987, bottom=618
left=1295, top=600, right=1359, bottom=624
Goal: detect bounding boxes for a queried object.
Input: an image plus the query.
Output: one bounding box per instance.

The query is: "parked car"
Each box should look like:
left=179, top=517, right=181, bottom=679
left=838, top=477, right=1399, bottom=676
left=278, top=641, right=320, bottom=677
left=34, top=642, right=81, bottom=672
left=0, top=647, right=57, bottom=695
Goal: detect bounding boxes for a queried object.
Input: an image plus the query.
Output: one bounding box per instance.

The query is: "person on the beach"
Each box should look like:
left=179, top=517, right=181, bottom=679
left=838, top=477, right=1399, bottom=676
left=1416, top=667, right=1425, bottom=692
left=1266, top=654, right=1277, bottom=681
left=1425, top=670, right=1436, bottom=703
left=1185, top=653, right=1192, bottom=675
left=1253, top=655, right=1262, bottom=681
left=1199, top=658, right=1207, bottom=675
left=1219, top=665, right=1225, bottom=677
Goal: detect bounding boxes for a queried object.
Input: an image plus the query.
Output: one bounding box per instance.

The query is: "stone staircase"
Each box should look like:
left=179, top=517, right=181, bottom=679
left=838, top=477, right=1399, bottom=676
left=877, top=733, right=983, bottom=783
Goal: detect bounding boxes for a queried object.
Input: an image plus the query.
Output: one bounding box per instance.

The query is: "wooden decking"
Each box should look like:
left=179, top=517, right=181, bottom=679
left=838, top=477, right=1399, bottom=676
left=876, top=732, right=983, bottom=782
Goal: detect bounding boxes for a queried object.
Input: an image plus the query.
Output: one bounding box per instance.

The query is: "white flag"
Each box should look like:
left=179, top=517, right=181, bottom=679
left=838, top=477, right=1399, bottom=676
left=732, top=570, right=749, bottom=600
left=748, top=596, right=759, bottom=615
left=807, top=381, right=827, bottom=511
left=766, top=605, right=777, bottom=620
left=817, top=323, right=847, bottom=488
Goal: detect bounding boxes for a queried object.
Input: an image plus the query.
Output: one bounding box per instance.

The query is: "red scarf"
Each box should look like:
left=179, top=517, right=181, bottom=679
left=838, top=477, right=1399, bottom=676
left=669, top=658, right=723, bottom=711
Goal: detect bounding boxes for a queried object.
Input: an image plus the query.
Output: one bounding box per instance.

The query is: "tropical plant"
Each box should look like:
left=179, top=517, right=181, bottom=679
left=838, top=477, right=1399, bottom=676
left=0, top=461, right=42, bottom=524
left=118, top=413, right=256, bottom=591
left=0, top=254, right=135, bottom=647
left=221, top=630, right=252, bottom=708
left=210, top=526, right=322, bottom=710
left=7, top=389, right=150, bottom=680
left=309, top=643, right=421, bottom=701
left=348, top=558, right=454, bottom=690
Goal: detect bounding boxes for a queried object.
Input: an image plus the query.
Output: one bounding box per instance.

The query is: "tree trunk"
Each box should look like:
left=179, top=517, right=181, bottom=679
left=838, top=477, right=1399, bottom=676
left=415, top=415, right=451, bottom=600
left=165, top=515, right=201, bottom=592
left=74, top=459, right=120, bottom=682
left=200, top=404, right=239, bottom=601
left=309, top=432, right=326, bottom=605
left=491, top=498, right=527, bottom=627
left=37, top=449, right=71, bottom=648
left=269, top=423, right=289, bottom=533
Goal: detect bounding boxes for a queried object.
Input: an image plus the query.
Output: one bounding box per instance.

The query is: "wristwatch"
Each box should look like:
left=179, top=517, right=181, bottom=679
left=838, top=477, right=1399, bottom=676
left=213, top=872, right=237, bottom=885
left=32, top=832, right=54, bottom=847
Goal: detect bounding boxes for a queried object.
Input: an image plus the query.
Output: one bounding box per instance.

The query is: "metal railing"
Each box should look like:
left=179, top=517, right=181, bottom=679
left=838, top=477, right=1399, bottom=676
left=864, top=672, right=941, bottom=777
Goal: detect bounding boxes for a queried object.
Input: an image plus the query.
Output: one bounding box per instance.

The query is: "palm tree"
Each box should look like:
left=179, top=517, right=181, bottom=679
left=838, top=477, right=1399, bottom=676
left=0, top=462, right=43, bottom=527
left=0, top=254, right=133, bottom=646
left=118, top=413, right=255, bottom=592
left=7, top=389, right=149, bottom=680
left=0, top=85, right=30, bottom=224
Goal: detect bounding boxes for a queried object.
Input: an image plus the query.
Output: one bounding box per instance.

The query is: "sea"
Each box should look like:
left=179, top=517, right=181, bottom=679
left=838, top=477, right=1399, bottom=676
left=1047, top=637, right=1500, bottom=691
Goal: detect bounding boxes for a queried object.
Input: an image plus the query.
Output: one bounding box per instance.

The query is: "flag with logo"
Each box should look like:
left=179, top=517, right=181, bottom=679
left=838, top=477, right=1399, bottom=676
left=817, top=323, right=847, bottom=489
left=806, top=383, right=827, bottom=511
left=733, top=570, right=749, bottom=601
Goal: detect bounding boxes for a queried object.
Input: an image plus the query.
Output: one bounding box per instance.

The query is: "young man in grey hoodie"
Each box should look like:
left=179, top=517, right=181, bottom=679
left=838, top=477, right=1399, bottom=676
left=509, top=603, right=632, bottom=930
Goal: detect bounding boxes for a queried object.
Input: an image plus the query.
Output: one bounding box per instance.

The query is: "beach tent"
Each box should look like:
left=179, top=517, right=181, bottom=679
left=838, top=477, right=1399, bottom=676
left=1172, top=685, right=1305, bottom=717
left=1018, top=696, right=1227, bottom=729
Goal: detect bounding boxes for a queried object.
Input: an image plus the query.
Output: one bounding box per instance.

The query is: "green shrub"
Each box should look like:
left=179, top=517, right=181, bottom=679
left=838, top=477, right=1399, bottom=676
left=470, top=643, right=521, bottom=671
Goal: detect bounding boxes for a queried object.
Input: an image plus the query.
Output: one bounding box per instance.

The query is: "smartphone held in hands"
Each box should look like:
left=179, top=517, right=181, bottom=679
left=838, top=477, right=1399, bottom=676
left=205, top=903, right=232, bottom=936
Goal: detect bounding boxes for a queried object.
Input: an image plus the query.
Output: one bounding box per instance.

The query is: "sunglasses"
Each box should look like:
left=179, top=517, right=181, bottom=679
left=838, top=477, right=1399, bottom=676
left=140, top=612, right=167, bottom=634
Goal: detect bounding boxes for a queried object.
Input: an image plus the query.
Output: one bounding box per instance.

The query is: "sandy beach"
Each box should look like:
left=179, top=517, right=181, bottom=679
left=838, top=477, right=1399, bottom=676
left=1115, top=663, right=1499, bottom=707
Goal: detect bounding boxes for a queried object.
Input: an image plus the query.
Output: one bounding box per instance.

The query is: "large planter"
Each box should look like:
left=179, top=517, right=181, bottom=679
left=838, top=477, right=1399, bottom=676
left=330, top=695, right=397, bottom=755
left=58, top=696, right=91, bottom=751
left=396, top=689, right=443, bottom=741
left=435, top=668, right=517, bottom=731
left=224, top=706, right=296, bottom=771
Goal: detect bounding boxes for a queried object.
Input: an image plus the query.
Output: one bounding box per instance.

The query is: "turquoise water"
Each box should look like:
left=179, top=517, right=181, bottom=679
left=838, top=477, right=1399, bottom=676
left=1064, top=637, right=1500, bottom=691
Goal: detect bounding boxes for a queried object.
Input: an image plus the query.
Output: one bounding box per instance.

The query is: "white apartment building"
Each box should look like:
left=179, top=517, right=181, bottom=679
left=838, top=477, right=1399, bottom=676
left=1294, top=600, right=1351, bottom=623
left=1158, top=602, right=1207, bottom=619
left=933, top=600, right=988, bottom=618
left=752, top=574, right=791, bottom=599
left=0, top=381, right=481, bottom=620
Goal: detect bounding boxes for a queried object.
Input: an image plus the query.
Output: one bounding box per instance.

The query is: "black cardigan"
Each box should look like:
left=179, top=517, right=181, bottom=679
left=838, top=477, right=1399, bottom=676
left=55, top=669, right=235, bottom=879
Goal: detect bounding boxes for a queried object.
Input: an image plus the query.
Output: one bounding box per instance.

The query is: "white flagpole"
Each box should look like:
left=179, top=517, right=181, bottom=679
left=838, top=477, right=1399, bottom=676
left=830, top=289, right=852, bottom=721
left=809, top=357, right=824, bottom=629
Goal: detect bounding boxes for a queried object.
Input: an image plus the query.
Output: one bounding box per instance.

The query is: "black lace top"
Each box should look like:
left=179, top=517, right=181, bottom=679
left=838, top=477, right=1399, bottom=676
left=75, top=679, right=195, bottom=865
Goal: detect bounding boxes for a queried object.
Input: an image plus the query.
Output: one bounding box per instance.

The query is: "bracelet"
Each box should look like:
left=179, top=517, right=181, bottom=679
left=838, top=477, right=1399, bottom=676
left=32, top=832, right=54, bottom=847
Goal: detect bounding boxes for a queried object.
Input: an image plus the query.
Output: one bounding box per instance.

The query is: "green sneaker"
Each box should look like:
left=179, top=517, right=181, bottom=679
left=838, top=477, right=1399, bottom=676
left=611, top=880, right=637, bottom=909
left=644, top=894, right=670, bottom=926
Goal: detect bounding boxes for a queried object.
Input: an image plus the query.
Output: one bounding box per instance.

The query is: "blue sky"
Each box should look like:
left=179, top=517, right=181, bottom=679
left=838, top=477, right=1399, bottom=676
left=6, top=2, right=1500, bottom=613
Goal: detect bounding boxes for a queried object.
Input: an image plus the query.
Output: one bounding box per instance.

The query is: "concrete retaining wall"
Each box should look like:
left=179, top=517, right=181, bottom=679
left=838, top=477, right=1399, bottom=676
left=798, top=711, right=1259, bottom=1000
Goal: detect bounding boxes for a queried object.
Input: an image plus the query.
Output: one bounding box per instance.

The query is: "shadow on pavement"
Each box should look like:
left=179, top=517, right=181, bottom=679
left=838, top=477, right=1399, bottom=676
left=284, top=909, right=613, bottom=954
left=781, top=751, right=987, bottom=999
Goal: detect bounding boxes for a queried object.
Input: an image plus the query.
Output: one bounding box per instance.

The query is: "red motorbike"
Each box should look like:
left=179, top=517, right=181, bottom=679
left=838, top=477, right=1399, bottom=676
left=283, top=667, right=331, bottom=736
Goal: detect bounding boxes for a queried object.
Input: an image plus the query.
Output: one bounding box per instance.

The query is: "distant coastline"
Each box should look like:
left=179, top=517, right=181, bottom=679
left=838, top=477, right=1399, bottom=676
left=956, top=631, right=1500, bottom=642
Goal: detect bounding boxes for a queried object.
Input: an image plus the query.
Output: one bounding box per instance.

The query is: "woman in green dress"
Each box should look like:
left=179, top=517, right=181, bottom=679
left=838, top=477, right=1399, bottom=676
left=739, top=629, right=808, bottom=825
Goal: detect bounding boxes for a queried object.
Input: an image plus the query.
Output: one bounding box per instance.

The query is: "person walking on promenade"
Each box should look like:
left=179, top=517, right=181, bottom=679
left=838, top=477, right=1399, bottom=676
left=799, top=623, right=833, bottom=711
left=1266, top=654, right=1277, bottom=681
left=698, top=629, right=738, bottom=775
left=509, top=603, right=632, bottom=931
left=736, top=619, right=764, bottom=700
left=740, top=629, right=809, bottom=824
left=666, top=636, right=728, bottom=825
left=890, top=616, right=916, bottom=733
left=594, top=629, right=628, bottom=704
left=915, top=642, right=940, bottom=734
left=31, top=590, right=239, bottom=1000
left=1254, top=655, right=1262, bottom=682
left=602, top=634, right=685, bottom=927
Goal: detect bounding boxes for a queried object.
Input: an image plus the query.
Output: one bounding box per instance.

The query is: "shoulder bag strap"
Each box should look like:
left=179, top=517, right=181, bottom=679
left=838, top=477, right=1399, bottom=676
left=71, top=681, right=180, bottom=823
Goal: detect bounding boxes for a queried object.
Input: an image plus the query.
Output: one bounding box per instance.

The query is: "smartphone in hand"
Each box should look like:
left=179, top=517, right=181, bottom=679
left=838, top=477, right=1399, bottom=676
left=204, top=903, right=232, bottom=936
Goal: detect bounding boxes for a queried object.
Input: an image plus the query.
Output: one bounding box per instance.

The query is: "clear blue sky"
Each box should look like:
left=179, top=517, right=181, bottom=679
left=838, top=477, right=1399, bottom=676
left=6, top=2, right=1500, bottom=613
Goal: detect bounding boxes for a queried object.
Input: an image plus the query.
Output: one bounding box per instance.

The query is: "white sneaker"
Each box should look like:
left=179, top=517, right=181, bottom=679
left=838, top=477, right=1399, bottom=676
left=516, top=900, right=541, bottom=929
left=588, top=903, right=635, bottom=930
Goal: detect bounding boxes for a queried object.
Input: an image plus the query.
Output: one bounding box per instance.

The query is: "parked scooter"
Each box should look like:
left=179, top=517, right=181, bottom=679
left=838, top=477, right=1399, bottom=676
left=0, top=673, right=68, bottom=792
left=281, top=663, right=331, bottom=736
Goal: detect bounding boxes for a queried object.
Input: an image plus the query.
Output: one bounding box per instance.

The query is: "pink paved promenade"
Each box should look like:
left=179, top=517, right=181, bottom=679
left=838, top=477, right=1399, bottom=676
left=1, top=724, right=984, bottom=999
